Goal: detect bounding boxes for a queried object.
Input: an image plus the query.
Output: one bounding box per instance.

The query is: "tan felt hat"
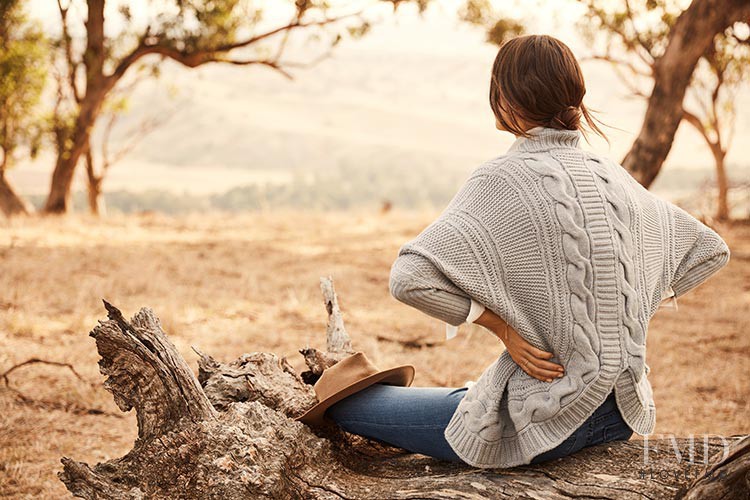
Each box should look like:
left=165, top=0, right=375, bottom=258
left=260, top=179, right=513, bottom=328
left=295, top=351, right=415, bottom=426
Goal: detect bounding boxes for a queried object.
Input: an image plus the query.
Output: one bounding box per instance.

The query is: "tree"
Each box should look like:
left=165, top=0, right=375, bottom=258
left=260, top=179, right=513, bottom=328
left=623, top=0, right=750, bottom=189
left=577, top=0, right=750, bottom=220
left=468, top=0, right=750, bottom=201
left=0, top=1, right=46, bottom=217
left=47, top=0, right=524, bottom=216
left=44, top=0, right=451, bottom=214
left=681, top=34, right=749, bottom=221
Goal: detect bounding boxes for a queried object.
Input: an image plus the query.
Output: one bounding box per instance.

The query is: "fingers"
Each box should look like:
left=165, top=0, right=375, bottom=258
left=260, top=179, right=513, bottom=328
left=528, top=347, right=553, bottom=359
left=524, top=345, right=563, bottom=371
left=515, top=354, right=565, bottom=382
left=528, top=356, right=564, bottom=373
left=504, top=332, right=565, bottom=382
left=526, top=345, right=556, bottom=361
left=514, top=333, right=564, bottom=372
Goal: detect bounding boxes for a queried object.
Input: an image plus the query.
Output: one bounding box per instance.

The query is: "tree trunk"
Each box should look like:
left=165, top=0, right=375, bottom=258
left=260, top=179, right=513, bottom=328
left=712, top=145, right=729, bottom=222
left=0, top=166, right=31, bottom=217
left=58, top=278, right=750, bottom=499
left=621, top=0, right=750, bottom=188
left=84, top=147, right=106, bottom=216
left=43, top=0, right=108, bottom=214
left=44, top=87, right=111, bottom=214
left=44, top=142, right=81, bottom=214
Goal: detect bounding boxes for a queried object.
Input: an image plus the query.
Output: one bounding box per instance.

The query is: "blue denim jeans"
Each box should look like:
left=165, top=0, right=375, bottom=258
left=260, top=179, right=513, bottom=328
left=324, top=383, right=633, bottom=465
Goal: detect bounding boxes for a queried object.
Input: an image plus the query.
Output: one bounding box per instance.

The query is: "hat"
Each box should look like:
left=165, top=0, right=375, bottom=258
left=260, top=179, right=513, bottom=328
left=295, top=351, right=415, bottom=426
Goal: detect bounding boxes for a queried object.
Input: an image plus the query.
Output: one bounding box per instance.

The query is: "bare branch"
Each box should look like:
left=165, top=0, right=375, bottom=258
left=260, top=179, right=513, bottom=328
left=216, top=58, right=295, bottom=79
left=583, top=53, right=649, bottom=98
left=278, top=43, right=339, bottom=71
left=705, top=49, right=725, bottom=148
left=682, top=107, right=713, bottom=146
left=1, top=357, right=89, bottom=386
left=212, top=11, right=362, bottom=53
left=580, top=0, right=654, bottom=67
left=579, top=54, right=652, bottom=77
left=106, top=106, right=179, bottom=168
left=319, top=276, right=354, bottom=356
left=87, top=78, right=180, bottom=192
left=0, top=357, right=122, bottom=417
left=109, top=11, right=362, bottom=85
left=273, top=10, right=299, bottom=63
left=57, top=0, right=82, bottom=103
left=623, top=0, right=654, bottom=60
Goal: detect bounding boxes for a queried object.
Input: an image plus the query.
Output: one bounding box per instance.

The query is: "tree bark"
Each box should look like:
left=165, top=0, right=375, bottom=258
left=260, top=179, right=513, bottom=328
left=621, top=0, right=750, bottom=188
left=0, top=168, right=31, bottom=217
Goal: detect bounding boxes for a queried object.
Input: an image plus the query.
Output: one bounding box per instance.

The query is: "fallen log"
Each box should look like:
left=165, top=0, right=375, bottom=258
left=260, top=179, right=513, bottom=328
left=59, top=279, right=749, bottom=499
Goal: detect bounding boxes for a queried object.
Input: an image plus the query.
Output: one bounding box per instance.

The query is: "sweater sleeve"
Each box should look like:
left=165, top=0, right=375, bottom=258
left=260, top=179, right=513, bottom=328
left=389, top=251, right=472, bottom=327
left=670, top=220, right=730, bottom=298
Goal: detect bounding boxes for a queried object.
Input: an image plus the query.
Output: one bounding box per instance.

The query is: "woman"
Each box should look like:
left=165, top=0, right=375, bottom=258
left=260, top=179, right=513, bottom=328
left=324, top=34, right=731, bottom=468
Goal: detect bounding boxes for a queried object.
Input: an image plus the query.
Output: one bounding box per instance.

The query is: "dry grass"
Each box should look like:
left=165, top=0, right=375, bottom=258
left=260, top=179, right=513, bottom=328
left=1, top=210, right=748, bottom=498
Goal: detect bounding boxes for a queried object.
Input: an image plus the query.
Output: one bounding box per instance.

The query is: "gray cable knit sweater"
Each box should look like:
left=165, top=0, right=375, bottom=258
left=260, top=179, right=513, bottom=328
left=389, top=126, right=730, bottom=468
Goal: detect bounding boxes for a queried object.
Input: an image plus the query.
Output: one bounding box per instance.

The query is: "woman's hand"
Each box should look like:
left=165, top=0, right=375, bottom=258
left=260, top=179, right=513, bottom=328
left=474, top=308, right=564, bottom=382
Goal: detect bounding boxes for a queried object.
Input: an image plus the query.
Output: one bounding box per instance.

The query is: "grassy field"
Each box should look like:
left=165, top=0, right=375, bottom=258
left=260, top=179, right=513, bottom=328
left=1, top=210, right=748, bottom=498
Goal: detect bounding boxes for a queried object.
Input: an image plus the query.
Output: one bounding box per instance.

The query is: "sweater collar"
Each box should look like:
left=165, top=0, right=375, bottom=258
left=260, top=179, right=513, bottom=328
left=507, top=126, right=583, bottom=153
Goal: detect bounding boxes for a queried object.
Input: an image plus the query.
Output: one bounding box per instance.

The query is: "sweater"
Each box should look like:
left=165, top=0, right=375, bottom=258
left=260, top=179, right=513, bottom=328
left=388, top=125, right=730, bottom=468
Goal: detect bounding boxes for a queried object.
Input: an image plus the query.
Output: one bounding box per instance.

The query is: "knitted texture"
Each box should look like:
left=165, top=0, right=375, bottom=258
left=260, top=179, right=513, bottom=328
left=389, top=126, right=730, bottom=468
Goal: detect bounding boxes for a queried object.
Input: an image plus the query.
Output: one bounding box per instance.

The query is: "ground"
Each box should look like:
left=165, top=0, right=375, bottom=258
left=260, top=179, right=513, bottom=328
left=0, top=210, right=748, bottom=499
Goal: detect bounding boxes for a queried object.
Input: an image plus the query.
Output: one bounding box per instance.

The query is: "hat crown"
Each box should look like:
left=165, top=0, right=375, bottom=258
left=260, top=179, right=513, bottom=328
left=313, top=352, right=380, bottom=401
left=295, top=351, right=415, bottom=426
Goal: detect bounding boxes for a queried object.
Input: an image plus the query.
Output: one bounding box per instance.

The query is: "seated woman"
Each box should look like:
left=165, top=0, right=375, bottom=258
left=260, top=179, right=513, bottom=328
left=324, top=33, right=731, bottom=468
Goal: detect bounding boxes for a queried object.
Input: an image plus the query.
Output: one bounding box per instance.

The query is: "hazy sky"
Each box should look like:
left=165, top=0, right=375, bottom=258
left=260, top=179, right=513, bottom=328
left=14, top=0, right=749, bottom=198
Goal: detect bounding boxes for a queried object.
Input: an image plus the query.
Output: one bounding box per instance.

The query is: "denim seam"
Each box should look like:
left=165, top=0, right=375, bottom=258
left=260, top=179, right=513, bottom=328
left=601, top=421, right=632, bottom=442
left=585, top=417, right=594, bottom=446
left=335, top=420, right=450, bottom=430
left=591, top=409, right=619, bottom=426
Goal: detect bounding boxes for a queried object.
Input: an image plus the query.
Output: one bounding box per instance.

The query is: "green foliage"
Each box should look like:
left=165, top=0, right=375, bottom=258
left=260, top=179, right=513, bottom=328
left=0, top=0, right=48, bottom=168
left=575, top=0, right=679, bottom=62
left=165, top=0, right=248, bottom=52
left=485, top=19, right=526, bottom=47
left=458, top=0, right=525, bottom=46
left=459, top=0, right=494, bottom=25
left=106, top=0, right=379, bottom=62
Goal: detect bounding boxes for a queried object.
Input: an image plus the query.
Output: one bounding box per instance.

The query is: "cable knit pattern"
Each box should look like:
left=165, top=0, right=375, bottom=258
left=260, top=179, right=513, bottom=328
left=389, top=126, right=731, bottom=468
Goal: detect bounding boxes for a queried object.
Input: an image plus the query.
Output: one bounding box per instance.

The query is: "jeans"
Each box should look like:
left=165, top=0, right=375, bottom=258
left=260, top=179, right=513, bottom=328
left=324, top=383, right=633, bottom=465
left=529, top=389, right=634, bottom=464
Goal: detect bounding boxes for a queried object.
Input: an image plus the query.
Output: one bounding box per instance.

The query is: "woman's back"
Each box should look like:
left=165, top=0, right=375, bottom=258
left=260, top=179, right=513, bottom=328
left=390, top=125, right=730, bottom=468
left=386, top=33, right=730, bottom=468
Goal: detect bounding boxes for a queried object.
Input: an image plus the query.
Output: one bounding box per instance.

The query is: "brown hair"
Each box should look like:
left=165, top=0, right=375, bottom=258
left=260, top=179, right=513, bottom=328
left=489, top=34, right=607, bottom=142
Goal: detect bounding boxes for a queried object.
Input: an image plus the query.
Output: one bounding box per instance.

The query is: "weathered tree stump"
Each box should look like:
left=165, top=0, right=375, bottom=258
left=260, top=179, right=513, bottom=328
left=59, top=279, right=749, bottom=499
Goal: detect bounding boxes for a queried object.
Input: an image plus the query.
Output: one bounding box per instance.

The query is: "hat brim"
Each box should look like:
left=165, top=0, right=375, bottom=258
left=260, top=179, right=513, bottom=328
left=294, top=364, right=415, bottom=427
